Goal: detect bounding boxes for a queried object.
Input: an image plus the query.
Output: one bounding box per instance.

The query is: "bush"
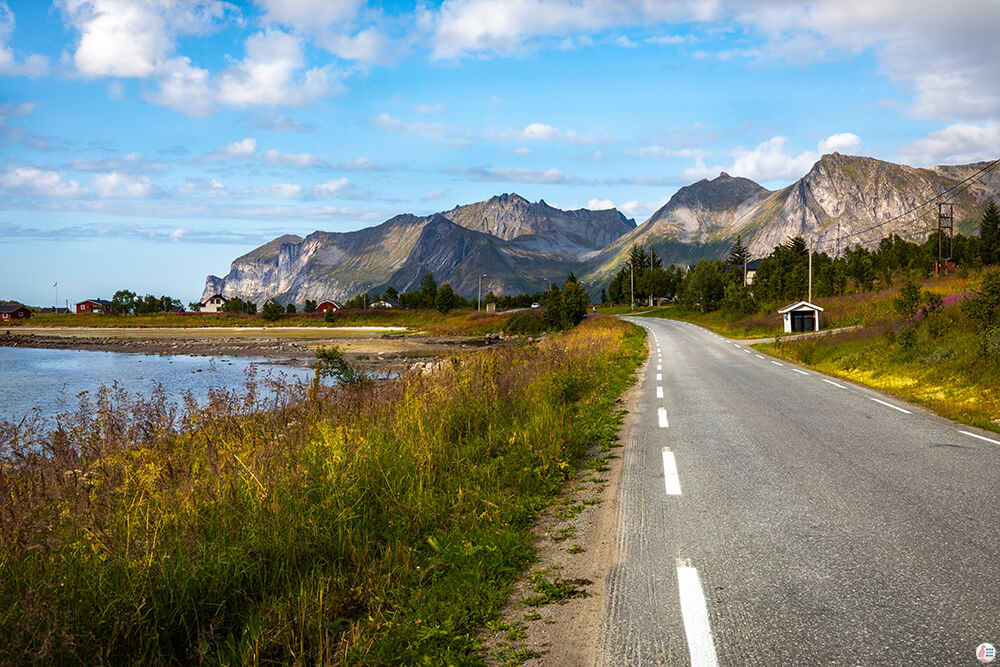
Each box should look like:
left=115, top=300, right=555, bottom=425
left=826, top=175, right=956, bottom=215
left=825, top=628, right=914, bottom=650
left=261, top=301, right=283, bottom=321
left=503, top=310, right=549, bottom=336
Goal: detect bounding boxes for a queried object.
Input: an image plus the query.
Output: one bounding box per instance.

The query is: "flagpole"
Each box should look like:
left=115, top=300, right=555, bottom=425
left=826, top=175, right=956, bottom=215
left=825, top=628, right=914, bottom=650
left=54, top=282, right=58, bottom=312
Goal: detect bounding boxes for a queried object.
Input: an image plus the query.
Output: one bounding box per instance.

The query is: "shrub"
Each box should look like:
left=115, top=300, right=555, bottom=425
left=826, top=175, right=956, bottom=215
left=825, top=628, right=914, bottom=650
left=261, top=301, right=283, bottom=321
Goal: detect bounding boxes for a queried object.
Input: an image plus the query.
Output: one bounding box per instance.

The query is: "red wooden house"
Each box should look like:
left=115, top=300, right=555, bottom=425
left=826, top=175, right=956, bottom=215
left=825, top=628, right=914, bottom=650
left=75, top=299, right=111, bottom=314
left=0, top=305, right=31, bottom=322
left=316, top=300, right=342, bottom=313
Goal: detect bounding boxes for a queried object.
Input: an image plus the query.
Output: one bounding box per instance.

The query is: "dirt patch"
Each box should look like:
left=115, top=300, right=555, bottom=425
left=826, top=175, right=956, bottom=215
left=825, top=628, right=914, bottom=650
left=480, top=351, right=647, bottom=665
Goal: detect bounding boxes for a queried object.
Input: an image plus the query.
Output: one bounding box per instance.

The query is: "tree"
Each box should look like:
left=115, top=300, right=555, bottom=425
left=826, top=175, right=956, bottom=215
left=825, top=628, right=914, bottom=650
left=560, top=280, right=589, bottom=328
left=286, top=302, right=297, bottom=314
left=223, top=297, right=245, bottom=314
left=261, top=301, right=283, bottom=321
left=566, top=271, right=578, bottom=284
left=721, top=280, right=755, bottom=317
left=981, top=199, right=1000, bottom=265
left=304, top=299, right=317, bottom=313
left=600, top=288, right=608, bottom=304
left=893, top=277, right=922, bottom=320
left=384, top=286, right=399, bottom=301
left=110, top=289, right=136, bottom=315
left=726, top=235, right=749, bottom=268
left=420, top=272, right=437, bottom=307
left=678, top=260, right=728, bottom=312
left=435, top=283, right=457, bottom=313
left=313, top=346, right=368, bottom=387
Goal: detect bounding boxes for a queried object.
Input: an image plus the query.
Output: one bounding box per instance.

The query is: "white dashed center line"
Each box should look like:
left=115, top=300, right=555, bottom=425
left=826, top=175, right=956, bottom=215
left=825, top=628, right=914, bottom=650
left=656, top=386, right=664, bottom=399
left=869, top=397, right=912, bottom=414
left=755, top=355, right=765, bottom=359
left=959, top=430, right=1000, bottom=446
left=792, top=369, right=809, bottom=375
left=676, top=561, right=719, bottom=667
left=771, top=361, right=784, bottom=367
left=656, top=373, right=662, bottom=382
left=822, top=379, right=846, bottom=389
left=662, top=448, right=682, bottom=495
left=658, top=407, right=669, bottom=428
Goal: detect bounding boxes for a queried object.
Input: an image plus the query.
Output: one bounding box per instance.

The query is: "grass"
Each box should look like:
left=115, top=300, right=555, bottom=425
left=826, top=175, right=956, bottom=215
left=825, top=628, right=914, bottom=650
left=759, top=278, right=1000, bottom=435
left=14, top=308, right=516, bottom=336
left=0, top=316, right=645, bottom=664
left=635, top=271, right=986, bottom=340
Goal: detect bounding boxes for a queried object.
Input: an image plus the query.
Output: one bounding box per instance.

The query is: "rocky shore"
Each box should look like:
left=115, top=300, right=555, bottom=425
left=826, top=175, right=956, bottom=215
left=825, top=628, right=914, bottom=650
left=0, top=331, right=312, bottom=363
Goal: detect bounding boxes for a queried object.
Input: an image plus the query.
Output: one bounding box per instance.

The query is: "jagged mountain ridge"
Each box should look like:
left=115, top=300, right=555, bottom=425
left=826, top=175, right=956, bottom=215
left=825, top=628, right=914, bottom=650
left=578, top=153, right=1000, bottom=289
left=202, top=196, right=630, bottom=304
left=203, top=154, right=1000, bottom=304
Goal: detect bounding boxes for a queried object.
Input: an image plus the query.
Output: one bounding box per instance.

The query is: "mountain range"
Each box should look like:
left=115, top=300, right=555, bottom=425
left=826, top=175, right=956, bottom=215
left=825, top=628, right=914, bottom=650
left=202, top=153, right=1000, bottom=304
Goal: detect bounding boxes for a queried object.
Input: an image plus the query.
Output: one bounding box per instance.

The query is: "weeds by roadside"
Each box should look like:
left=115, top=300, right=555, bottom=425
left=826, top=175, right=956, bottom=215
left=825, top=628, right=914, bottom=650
left=0, top=316, right=644, bottom=664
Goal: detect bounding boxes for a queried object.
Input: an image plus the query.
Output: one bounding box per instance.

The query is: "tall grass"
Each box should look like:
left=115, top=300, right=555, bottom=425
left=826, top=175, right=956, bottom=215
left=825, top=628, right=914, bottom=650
left=0, top=317, right=644, bottom=664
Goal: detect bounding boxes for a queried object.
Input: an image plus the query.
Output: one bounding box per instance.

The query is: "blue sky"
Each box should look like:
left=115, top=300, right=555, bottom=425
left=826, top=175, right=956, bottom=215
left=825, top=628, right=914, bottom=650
left=2, top=0, right=999, bottom=306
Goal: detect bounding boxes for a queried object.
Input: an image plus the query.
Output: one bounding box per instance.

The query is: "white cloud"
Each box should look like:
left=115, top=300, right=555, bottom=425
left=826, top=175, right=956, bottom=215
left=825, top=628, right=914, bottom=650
left=0, top=1, right=49, bottom=77
left=313, top=177, right=350, bottom=198
left=421, top=189, right=445, bottom=200
left=69, top=153, right=167, bottom=173
left=1, top=167, right=87, bottom=198
left=202, top=137, right=258, bottom=162
left=817, top=132, right=862, bottom=154
left=586, top=198, right=616, bottom=210
left=169, top=227, right=188, bottom=241
left=262, top=148, right=325, bottom=167
left=317, top=27, right=401, bottom=66
left=627, top=146, right=707, bottom=160
left=426, top=0, right=701, bottom=60
left=256, top=0, right=364, bottom=29
left=93, top=172, right=153, bottom=198
left=646, top=34, right=688, bottom=45
left=615, top=35, right=636, bottom=48
left=682, top=133, right=863, bottom=183
left=898, top=122, right=1000, bottom=167
left=451, top=166, right=570, bottom=184
left=266, top=183, right=302, bottom=198
left=147, top=55, right=215, bottom=116
left=516, top=122, right=606, bottom=145
left=512, top=146, right=532, bottom=155
left=216, top=30, right=341, bottom=107
left=58, top=0, right=231, bottom=78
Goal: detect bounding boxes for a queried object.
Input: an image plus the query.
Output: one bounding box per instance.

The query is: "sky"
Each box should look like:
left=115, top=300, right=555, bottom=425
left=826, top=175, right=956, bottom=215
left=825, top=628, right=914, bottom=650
left=2, top=0, right=1000, bottom=307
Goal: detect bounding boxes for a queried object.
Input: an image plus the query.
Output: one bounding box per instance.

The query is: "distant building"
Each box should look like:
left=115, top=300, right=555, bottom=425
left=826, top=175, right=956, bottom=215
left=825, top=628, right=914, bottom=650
left=316, top=300, right=341, bottom=313
left=370, top=298, right=400, bottom=309
left=75, top=299, right=111, bottom=314
left=744, top=259, right=762, bottom=286
left=34, top=307, right=70, bottom=314
left=0, top=305, right=31, bottom=321
left=200, top=294, right=228, bottom=313
left=778, top=300, right=824, bottom=333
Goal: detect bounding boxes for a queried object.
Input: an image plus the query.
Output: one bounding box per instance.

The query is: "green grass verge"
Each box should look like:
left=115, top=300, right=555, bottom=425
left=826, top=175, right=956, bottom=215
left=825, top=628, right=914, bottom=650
left=0, top=316, right=645, bottom=664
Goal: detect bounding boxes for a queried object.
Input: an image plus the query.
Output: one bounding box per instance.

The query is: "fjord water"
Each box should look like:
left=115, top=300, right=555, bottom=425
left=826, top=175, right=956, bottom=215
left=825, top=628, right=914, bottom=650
left=0, top=347, right=312, bottom=421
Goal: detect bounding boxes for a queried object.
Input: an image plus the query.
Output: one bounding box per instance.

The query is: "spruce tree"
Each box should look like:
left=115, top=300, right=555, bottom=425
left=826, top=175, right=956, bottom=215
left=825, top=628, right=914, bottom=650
left=981, top=199, right=1000, bottom=265
left=726, top=235, right=749, bottom=267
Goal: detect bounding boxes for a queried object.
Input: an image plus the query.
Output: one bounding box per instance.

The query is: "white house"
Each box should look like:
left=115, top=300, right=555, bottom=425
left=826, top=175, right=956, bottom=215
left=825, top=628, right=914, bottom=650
left=201, top=294, right=228, bottom=313
left=778, top=301, right=824, bottom=333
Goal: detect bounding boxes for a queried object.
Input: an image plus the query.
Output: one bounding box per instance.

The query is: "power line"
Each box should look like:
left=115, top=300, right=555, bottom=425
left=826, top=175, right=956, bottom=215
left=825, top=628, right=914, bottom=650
left=812, top=156, right=1000, bottom=252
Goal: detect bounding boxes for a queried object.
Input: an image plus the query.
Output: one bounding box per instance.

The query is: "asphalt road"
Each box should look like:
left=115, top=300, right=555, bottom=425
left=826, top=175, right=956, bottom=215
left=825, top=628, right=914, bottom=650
left=596, top=317, right=1000, bottom=666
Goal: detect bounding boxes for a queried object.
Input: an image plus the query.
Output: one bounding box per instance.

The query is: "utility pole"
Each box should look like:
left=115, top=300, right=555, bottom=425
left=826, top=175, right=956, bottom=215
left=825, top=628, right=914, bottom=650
left=937, top=203, right=954, bottom=275
left=478, top=273, right=486, bottom=312
left=808, top=248, right=813, bottom=302
left=630, top=261, right=634, bottom=311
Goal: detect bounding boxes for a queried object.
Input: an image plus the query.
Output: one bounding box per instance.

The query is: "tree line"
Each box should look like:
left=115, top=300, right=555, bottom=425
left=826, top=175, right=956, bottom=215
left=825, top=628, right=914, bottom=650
left=606, top=199, right=1000, bottom=316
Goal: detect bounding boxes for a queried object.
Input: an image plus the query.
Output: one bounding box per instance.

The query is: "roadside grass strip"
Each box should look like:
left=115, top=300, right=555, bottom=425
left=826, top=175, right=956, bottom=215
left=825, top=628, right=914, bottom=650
left=869, top=397, right=912, bottom=414
left=676, top=560, right=720, bottom=667
left=662, top=448, right=682, bottom=495
left=959, top=430, right=1000, bottom=446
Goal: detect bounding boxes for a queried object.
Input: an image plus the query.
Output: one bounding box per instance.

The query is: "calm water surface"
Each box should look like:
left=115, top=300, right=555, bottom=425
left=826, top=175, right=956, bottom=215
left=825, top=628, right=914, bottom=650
left=0, top=347, right=312, bottom=421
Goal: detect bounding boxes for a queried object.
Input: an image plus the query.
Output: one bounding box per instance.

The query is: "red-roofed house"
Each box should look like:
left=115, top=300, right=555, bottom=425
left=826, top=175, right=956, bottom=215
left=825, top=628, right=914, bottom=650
left=75, top=299, right=111, bottom=314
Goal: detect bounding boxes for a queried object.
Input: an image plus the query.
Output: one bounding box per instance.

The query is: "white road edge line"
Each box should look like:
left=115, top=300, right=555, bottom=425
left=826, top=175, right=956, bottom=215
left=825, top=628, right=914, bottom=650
left=662, top=448, right=681, bottom=495
left=676, top=561, right=720, bottom=667
left=771, top=361, right=784, bottom=367
left=869, top=397, right=912, bottom=414
left=792, top=369, right=809, bottom=375
left=744, top=349, right=751, bottom=354
left=658, top=407, right=669, bottom=428
left=822, top=379, right=846, bottom=389
left=656, top=386, right=664, bottom=399
left=959, top=430, right=1000, bottom=446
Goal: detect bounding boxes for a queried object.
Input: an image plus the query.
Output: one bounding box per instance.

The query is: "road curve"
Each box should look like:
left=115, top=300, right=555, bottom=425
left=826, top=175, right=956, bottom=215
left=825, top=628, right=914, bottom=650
left=596, top=317, right=1000, bottom=666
